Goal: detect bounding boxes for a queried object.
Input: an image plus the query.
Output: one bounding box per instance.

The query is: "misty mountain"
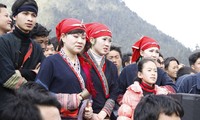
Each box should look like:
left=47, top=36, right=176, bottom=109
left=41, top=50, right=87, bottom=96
left=3, top=0, right=192, bottom=65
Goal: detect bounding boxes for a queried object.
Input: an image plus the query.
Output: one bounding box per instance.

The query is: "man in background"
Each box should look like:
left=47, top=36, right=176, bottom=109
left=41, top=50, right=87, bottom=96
left=189, top=52, right=200, bottom=73
left=106, top=45, right=123, bottom=75
left=30, top=23, right=51, bottom=52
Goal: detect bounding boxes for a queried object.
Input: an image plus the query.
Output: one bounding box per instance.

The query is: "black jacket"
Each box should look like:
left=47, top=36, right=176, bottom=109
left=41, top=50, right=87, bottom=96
left=0, top=28, right=45, bottom=110
left=0, top=30, right=45, bottom=83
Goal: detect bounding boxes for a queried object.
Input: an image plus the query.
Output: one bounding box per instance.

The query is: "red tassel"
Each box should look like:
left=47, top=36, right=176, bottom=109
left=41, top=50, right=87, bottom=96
left=78, top=56, right=97, bottom=98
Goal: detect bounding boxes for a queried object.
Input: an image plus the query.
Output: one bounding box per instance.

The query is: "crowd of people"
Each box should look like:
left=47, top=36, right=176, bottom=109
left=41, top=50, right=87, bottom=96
left=1, top=0, right=200, bottom=120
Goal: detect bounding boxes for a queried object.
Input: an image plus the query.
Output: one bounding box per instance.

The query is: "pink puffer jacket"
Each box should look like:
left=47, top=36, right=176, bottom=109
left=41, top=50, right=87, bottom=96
left=117, top=81, right=169, bottom=120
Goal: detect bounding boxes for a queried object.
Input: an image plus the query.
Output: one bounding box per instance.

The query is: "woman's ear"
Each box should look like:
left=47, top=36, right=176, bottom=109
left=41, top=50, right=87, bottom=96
left=60, top=33, right=66, bottom=42
left=138, top=71, right=143, bottom=79
left=140, top=50, right=144, bottom=57
left=60, top=33, right=65, bottom=39
left=90, top=38, right=95, bottom=45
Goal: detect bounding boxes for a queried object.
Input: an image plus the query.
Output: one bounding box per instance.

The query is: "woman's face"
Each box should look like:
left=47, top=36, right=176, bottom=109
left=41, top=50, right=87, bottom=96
left=62, top=32, right=86, bottom=55
left=165, top=60, right=179, bottom=80
left=91, top=36, right=112, bottom=56
left=138, top=61, right=158, bottom=86
left=140, top=47, right=159, bottom=61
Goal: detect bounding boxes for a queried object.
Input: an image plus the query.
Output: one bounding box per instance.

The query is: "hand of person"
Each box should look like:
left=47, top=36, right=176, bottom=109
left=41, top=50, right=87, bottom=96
left=84, top=100, right=93, bottom=120
left=97, top=110, right=107, bottom=120
left=77, top=93, right=83, bottom=101
left=32, top=63, right=41, bottom=74
left=91, top=113, right=101, bottom=120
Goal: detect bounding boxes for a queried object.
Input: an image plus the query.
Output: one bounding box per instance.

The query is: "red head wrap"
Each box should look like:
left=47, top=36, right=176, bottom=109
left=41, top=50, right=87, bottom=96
left=131, top=36, right=160, bottom=63
left=85, top=22, right=112, bottom=41
left=56, top=18, right=86, bottom=42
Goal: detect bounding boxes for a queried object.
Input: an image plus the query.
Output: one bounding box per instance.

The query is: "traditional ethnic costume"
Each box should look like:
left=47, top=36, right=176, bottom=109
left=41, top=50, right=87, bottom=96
left=0, top=1, right=44, bottom=112
left=85, top=22, right=119, bottom=118
left=36, top=18, right=94, bottom=119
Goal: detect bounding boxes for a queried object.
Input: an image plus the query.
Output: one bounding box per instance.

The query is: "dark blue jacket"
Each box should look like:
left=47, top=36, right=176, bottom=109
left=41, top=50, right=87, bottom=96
left=176, top=73, right=200, bottom=94
left=90, top=59, right=119, bottom=114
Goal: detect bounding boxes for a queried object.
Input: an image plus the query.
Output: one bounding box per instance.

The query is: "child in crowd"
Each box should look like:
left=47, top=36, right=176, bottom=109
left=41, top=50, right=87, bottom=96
left=117, top=58, right=170, bottom=120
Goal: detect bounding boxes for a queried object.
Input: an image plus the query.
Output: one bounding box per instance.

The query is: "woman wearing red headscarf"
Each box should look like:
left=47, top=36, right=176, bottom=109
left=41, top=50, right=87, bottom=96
left=35, top=18, right=95, bottom=120
left=84, top=22, right=119, bottom=119
left=117, top=36, right=176, bottom=104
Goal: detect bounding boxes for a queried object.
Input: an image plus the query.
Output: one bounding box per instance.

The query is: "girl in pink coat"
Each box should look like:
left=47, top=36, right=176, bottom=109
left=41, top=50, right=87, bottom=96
left=117, top=58, right=170, bottom=120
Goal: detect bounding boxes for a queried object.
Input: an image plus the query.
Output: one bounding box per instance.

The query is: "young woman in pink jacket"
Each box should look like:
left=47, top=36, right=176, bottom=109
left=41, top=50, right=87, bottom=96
left=117, top=58, right=170, bottom=120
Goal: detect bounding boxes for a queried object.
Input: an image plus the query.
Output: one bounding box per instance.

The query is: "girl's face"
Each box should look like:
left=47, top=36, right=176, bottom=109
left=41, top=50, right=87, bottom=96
left=90, top=36, right=112, bottom=56
left=61, top=32, right=86, bottom=55
left=138, top=61, right=158, bottom=86
left=140, top=47, right=159, bottom=61
left=165, top=60, right=179, bottom=79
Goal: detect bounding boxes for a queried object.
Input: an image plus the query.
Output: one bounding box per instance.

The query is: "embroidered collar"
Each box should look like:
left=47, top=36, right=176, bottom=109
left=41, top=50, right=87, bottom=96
left=89, top=49, right=104, bottom=66
left=59, top=48, right=85, bottom=89
left=86, top=49, right=109, bottom=98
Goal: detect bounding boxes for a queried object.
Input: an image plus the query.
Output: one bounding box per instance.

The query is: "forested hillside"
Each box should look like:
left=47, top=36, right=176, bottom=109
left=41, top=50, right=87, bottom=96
left=3, top=0, right=192, bottom=65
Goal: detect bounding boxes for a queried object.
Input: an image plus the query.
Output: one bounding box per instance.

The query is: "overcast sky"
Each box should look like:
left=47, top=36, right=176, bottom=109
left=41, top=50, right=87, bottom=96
left=123, top=0, right=200, bottom=50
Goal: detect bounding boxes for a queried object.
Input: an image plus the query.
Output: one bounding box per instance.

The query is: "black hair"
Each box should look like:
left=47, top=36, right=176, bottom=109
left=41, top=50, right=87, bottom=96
left=189, top=52, right=200, bottom=66
left=30, top=23, right=51, bottom=39
left=10, top=15, right=15, bottom=28
left=164, top=57, right=179, bottom=70
left=0, top=3, right=7, bottom=9
left=177, top=66, right=196, bottom=78
left=49, top=37, right=58, bottom=51
left=109, top=46, right=122, bottom=58
left=0, top=95, right=42, bottom=120
left=159, top=52, right=163, bottom=58
left=138, top=58, right=156, bottom=72
left=16, top=82, right=61, bottom=110
left=134, top=94, right=184, bottom=120
left=11, top=0, right=38, bottom=16
left=122, top=53, right=132, bottom=67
